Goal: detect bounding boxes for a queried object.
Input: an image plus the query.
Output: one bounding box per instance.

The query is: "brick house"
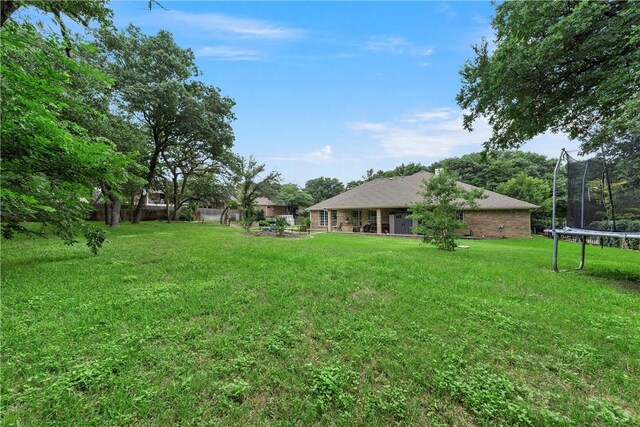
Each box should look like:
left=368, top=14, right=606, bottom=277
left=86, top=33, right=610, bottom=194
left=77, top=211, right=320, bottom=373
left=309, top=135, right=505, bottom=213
left=308, top=171, right=538, bottom=238
left=256, top=197, right=288, bottom=217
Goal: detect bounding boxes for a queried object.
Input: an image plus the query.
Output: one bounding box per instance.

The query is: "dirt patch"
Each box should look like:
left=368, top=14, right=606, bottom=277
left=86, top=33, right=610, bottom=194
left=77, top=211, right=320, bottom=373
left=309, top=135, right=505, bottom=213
left=245, top=230, right=310, bottom=239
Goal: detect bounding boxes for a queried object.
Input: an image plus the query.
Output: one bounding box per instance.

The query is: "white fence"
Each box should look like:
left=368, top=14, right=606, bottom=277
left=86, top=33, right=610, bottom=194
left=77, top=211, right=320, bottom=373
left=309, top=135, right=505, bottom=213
left=197, top=208, right=240, bottom=222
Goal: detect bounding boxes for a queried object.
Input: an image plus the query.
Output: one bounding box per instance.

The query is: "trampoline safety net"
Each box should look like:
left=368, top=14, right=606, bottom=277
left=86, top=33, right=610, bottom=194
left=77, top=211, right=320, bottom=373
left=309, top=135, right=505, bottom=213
left=565, top=151, right=640, bottom=233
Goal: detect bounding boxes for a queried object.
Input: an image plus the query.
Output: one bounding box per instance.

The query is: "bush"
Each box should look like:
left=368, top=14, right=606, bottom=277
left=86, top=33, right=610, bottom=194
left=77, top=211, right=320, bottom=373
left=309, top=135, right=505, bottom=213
left=258, top=220, right=269, bottom=227
left=179, top=211, right=194, bottom=222
left=273, top=217, right=288, bottom=237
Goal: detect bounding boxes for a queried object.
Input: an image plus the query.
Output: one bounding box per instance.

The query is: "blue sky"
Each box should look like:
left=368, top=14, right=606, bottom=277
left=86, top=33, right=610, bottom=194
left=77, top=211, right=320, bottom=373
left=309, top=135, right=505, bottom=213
left=25, top=1, right=578, bottom=185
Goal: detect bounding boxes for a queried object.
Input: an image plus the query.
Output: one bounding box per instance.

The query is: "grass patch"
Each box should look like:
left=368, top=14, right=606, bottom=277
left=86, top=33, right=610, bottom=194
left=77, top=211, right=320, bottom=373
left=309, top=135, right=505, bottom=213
left=2, top=222, right=639, bottom=425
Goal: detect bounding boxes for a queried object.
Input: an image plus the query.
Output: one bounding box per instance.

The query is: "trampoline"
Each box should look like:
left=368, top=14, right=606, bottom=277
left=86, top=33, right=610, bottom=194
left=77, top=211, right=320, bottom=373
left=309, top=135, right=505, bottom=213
left=550, top=149, right=640, bottom=271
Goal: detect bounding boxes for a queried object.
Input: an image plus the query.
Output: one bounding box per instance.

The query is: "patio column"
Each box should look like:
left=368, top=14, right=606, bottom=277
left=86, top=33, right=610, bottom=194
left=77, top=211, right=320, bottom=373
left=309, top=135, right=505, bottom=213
left=376, top=209, right=382, bottom=234
left=327, top=210, right=332, bottom=232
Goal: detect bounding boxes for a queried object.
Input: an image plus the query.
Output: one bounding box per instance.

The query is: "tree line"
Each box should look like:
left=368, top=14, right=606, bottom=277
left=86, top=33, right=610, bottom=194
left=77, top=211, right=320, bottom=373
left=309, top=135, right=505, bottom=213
left=2, top=1, right=637, bottom=251
left=1, top=1, right=281, bottom=251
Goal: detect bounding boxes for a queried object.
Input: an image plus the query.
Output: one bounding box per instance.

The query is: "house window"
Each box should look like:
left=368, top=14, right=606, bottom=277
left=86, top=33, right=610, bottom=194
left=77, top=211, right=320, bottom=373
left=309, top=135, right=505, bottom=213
left=319, top=210, right=328, bottom=226
left=456, top=211, right=464, bottom=221
left=368, top=210, right=377, bottom=224
left=331, top=210, right=337, bottom=227
left=352, top=210, right=361, bottom=227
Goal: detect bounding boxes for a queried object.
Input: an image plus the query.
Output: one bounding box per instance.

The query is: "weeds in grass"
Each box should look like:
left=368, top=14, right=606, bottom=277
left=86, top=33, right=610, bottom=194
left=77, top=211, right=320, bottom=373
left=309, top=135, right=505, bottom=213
left=587, top=398, right=635, bottom=426
left=2, top=223, right=639, bottom=425
left=309, top=362, right=358, bottom=413
left=433, top=354, right=533, bottom=426
left=366, top=384, right=408, bottom=421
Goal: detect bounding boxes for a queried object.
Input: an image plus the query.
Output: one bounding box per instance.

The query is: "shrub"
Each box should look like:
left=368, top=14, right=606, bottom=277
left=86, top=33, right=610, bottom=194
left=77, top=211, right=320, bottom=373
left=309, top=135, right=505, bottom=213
left=258, top=220, right=269, bottom=227
left=273, top=217, right=288, bottom=237
left=179, top=211, right=194, bottom=222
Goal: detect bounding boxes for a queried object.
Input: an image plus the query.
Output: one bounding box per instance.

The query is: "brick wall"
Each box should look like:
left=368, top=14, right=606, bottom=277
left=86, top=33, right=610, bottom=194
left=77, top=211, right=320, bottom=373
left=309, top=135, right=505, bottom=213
left=463, top=209, right=532, bottom=238
left=260, top=205, right=288, bottom=216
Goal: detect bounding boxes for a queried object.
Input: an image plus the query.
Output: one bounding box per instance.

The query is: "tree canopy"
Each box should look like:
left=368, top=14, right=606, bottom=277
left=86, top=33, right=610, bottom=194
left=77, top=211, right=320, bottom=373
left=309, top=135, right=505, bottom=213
left=304, top=177, right=344, bottom=204
left=96, top=25, right=235, bottom=223
left=0, top=21, right=131, bottom=248
left=457, top=1, right=640, bottom=153
left=275, top=184, right=314, bottom=217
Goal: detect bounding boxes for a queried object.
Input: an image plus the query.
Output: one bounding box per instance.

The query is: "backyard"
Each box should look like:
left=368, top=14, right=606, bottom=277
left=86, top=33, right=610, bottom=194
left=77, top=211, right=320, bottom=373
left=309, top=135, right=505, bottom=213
left=2, top=222, right=639, bottom=425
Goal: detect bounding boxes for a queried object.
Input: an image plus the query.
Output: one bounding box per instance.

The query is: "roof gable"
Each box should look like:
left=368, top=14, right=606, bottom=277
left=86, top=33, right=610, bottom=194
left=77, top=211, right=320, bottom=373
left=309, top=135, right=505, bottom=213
left=308, top=171, right=538, bottom=211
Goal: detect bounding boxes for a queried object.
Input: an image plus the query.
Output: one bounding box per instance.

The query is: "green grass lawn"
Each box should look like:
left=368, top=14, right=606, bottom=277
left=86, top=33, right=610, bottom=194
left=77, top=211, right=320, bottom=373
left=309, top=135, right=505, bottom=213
left=2, top=222, right=639, bottom=425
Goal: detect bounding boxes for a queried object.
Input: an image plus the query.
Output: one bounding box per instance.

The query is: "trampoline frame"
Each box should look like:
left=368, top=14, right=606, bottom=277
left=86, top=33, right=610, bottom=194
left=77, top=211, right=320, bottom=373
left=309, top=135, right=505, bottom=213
left=550, top=149, right=640, bottom=271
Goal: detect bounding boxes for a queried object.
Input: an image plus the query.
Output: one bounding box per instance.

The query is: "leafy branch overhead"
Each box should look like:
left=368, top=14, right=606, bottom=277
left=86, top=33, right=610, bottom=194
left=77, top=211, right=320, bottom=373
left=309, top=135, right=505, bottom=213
left=457, top=1, right=640, bottom=153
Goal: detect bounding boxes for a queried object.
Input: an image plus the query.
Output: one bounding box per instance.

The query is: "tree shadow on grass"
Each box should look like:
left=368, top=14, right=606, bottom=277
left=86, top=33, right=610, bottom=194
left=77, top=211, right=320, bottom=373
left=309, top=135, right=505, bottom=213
left=584, top=265, right=640, bottom=293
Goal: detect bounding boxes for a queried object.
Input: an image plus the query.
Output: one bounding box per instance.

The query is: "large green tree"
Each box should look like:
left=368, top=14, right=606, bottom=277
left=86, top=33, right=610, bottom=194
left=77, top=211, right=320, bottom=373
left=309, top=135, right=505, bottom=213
left=429, top=151, right=555, bottom=191
left=496, top=173, right=551, bottom=231
left=457, top=1, right=639, bottom=153
left=232, top=156, right=281, bottom=227
left=304, top=177, right=344, bottom=204
left=96, top=26, right=235, bottom=224
left=1, top=20, right=131, bottom=250
left=275, top=184, right=314, bottom=217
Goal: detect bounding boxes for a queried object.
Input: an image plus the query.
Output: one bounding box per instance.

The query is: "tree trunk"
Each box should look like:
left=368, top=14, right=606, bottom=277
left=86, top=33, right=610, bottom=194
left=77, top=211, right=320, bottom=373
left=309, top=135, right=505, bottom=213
left=0, top=1, right=20, bottom=27
left=133, top=144, right=163, bottom=224
left=132, top=189, right=147, bottom=224
left=103, top=201, right=110, bottom=225
left=220, top=205, right=230, bottom=225
left=109, top=197, right=122, bottom=227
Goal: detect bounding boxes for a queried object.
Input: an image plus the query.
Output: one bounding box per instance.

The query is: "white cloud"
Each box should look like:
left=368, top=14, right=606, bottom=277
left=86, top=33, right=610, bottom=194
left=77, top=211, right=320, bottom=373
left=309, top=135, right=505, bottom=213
left=348, top=109, right=492, bottom=158
left=142, top=10, right=305, bottom=40
left=196, top=46, right=262, bottom=61
left=364, top=35, right=433, bottom=56
left=348, top=108, right=574, bottom=160
left=403, top=108, right=459, bottom=123
left=269, top=145, right=333, bottom=162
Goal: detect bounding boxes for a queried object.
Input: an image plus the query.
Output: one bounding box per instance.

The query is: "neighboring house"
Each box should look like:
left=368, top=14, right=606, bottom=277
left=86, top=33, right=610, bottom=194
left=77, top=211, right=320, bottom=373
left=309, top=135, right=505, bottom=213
left=308, top=171, right=538, bottom=238
left=256, top=197, right=288, bottom=217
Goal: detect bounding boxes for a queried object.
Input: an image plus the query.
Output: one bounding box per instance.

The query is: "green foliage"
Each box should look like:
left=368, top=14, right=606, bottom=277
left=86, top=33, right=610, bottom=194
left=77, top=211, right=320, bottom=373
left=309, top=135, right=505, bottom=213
left=457, top=1, right=640, bottom=154
left=299, top=216, right=311, bottom=232
left=2, top=223, right=639, bottom=424
left=258, top=220, right=269, bottom=227
left=1, top=1, right=112, bottom=28
left=95, top=25, right=236, bottom=223
left=232, top=155, right=280, bottom=222
left=433, top=358, right=532, bottom=426
left=430, top=151, right=555, bottom=191
left=366, top=385, right=408, bottom=421
left=496, top=173, right=549, bottom=207
left=275, top=184, right=314, bottom=215
left=409, top=171, right=484, bottom=251
left=84, top=227, right=106, bottom=255
left=310, top=363, right=358, bottom=412
left=240, top=208, right=256, bottom=231
left=0, top=22, right=131, bottom=249
left=273, top=217, right=288, bottom=237
left=497, top=173, right=551, bottom=231
left=304, top=177, right=344, bottom=203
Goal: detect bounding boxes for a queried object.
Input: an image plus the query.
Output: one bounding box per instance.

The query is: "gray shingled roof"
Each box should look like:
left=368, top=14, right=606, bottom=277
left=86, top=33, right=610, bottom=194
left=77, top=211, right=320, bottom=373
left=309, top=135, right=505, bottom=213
left=308, top=171, right=538, bottom=211
left=256, top=197, right=286, bottom=206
